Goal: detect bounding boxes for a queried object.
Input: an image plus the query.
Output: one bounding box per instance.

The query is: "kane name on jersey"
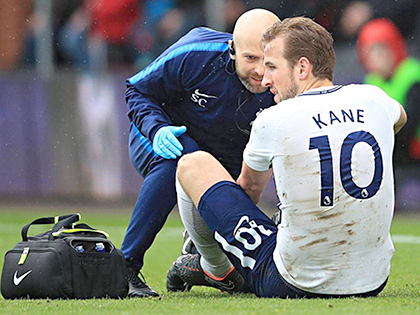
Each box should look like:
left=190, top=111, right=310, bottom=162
left=312, top=109, right=365, bottom=129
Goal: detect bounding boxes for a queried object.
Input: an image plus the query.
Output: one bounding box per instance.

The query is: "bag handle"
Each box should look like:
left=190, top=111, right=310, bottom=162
left=21, top=213, right=81, bottom=241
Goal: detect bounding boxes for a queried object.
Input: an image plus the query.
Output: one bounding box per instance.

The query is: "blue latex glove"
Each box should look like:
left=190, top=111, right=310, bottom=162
left=153, top=126, right=187, bottom=159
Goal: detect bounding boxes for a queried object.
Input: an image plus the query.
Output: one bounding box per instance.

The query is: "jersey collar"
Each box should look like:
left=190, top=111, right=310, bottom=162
left=297, top=85, right=343, bottom=97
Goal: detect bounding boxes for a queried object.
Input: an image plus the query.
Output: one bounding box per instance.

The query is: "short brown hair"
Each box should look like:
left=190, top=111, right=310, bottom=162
left=262, top=17, right=336, bottom=81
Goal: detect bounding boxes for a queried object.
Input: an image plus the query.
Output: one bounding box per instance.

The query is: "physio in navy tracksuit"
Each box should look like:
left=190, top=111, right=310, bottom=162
left=122, top=9, right=279, bottom=297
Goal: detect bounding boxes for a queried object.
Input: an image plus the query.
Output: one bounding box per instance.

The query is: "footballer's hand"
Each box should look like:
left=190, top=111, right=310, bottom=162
left=153, top=125, right=187, bottom=159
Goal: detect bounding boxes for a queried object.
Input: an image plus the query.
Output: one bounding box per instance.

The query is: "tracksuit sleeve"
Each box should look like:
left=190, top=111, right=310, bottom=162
left=125, top=51, right=186, bottom=142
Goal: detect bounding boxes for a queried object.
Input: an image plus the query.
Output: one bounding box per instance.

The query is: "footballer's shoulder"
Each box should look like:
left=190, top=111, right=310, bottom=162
left=255, top=98, right=296, bottom=119
left=344, top=83, right=384, bottom=94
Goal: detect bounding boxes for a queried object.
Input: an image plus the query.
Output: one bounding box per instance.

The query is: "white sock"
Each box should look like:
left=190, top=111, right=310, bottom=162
left=176, top=177, right=234, bottom=278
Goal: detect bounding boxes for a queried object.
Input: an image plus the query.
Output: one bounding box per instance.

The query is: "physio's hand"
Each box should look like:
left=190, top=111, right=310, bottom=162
left=153, top=125, right=187, bottom=159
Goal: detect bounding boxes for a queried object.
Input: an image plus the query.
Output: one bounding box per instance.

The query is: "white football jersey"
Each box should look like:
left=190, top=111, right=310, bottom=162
left=243, top=84, right=401, bottom=295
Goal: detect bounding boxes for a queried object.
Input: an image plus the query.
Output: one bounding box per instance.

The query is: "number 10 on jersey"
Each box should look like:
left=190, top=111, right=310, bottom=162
left=309, top=131, right=383, bottom=207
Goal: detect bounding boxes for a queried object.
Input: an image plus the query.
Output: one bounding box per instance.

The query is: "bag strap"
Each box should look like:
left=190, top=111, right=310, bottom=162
left=51, top=228, right=109, bottom=238
left=21, top=213, right=81, bottom=241
left=51, top=222, right=109, bottom=238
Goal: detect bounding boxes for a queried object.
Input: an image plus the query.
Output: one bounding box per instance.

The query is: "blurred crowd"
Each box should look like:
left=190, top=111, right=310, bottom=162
left=0, top=0, right=205, bottom=71
left=0, top=0, right=419, bottom=71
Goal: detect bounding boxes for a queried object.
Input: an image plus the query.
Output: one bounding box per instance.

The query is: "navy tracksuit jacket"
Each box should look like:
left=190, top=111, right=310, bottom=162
left=121, top=27, right=274, bottom=269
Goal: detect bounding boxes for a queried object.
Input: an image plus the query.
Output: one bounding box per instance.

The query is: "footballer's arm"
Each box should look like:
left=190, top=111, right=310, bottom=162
left=236, top=161, right=273, bottom=205
left=394, top=103, right=407, bottom=134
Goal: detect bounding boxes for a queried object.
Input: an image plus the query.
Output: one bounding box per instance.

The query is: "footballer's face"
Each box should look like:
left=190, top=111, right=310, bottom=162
left=262, top=38, right=299, bottom=103
left=231, top=40, right=268, bottom=94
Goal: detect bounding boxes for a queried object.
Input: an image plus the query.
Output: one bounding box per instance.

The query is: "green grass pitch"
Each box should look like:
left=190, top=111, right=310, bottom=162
left=0, top=205, right=419, bottom=315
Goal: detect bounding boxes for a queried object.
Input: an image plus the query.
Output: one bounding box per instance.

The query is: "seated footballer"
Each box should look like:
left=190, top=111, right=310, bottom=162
left=166, top=17, right=407, bottom=298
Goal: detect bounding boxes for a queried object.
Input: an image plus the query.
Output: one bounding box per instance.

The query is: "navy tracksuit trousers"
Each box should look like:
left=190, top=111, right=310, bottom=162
left=121, top=123, right=199, bottom=269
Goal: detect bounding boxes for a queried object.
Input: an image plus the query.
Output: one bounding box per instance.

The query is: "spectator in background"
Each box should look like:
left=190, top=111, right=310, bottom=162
left=131, top=0, right=202, bottom=69
left=245, top=0, right=355, bottom=42
left=23, top=0, right=81, bottom=67
left=58, top=0, right=141, bottom=71
left=88, top=0, right=141, bottom=69
left=340, top=1, right=420, bottom=50
left=357, top=18, right=420, bottom=164
left=224, top=0, right=246, bottom=33
left=58, top=2, right=90, bottom=70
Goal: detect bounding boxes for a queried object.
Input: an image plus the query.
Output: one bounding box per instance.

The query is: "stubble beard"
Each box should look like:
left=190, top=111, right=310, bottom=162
left=281, top=83, right=299, bottom=102
left=238, top=75, right=268, bottom=94
left=235, top=60, right=267, bottom=94
left=279, top=73, right=299, bottom=102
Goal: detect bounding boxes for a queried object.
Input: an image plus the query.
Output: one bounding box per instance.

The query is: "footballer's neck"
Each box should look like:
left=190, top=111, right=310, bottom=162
left=299, top=78, right=333, bottom=94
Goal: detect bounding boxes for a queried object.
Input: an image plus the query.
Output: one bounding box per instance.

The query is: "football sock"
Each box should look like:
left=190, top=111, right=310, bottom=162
left=176, top=177, right=234, bottom=278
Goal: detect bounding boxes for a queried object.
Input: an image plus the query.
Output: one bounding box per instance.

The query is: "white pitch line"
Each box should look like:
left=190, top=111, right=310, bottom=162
left=391, top=235, right=420, bottom=244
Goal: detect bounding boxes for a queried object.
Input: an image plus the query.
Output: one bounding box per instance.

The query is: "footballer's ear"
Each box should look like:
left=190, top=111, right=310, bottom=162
left=297, top=57, right=311, bottom=80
